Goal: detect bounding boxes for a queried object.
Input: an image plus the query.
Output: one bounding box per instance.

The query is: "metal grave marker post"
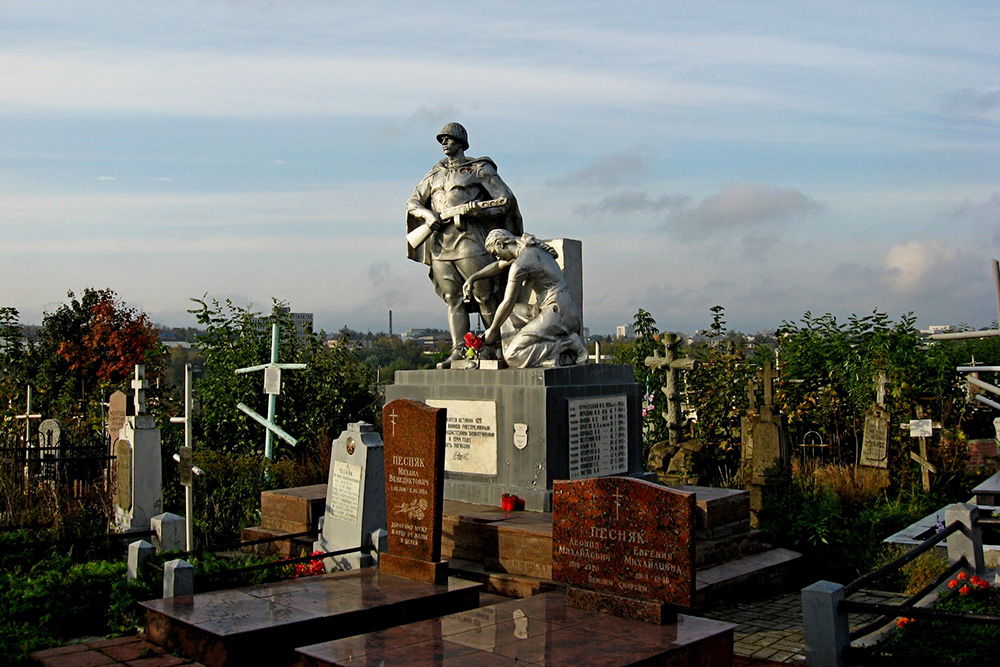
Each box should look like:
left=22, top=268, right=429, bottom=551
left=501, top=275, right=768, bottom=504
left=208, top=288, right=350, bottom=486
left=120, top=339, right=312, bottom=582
left=169, top=364, right=203, bottom=551
left=235, top=321, right=307, bottom=462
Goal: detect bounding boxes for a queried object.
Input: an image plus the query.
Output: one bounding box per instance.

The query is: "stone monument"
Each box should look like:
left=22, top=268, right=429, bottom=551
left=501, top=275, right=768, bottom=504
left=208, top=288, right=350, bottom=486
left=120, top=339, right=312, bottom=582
left=114, top=366, right=163, bottom=531
left=391, top=123, right=648, bottom=511
left=378, top=399, right=449, bottom=584
left=314, top=422, right=387, bottom=570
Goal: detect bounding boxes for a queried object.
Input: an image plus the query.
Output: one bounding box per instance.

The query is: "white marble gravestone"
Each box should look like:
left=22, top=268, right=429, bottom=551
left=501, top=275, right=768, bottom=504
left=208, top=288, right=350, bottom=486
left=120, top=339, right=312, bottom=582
left=114, top=366, right=163, bottom=531
left=314, top=422, right=386, bottom=570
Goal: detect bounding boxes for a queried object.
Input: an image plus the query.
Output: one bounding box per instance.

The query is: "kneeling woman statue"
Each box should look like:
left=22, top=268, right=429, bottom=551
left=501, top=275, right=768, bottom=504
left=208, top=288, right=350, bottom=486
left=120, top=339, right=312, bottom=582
left=462, top=229, right=589, bottom=368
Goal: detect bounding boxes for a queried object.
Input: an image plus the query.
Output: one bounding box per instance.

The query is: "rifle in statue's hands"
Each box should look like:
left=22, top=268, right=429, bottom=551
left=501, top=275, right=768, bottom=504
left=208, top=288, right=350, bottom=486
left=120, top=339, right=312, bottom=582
left=406, top=197, right=508, bottom=250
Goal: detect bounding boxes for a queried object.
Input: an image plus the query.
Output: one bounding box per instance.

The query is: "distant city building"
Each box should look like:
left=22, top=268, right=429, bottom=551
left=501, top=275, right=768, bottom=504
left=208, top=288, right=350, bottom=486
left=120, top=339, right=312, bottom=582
left=925, top=325, right=953, bottom=335
left=616, top=324, right=632, bottom=339
left=401, top=328, right=450, bottom=353
left=252, top=308, right=313, bottom=340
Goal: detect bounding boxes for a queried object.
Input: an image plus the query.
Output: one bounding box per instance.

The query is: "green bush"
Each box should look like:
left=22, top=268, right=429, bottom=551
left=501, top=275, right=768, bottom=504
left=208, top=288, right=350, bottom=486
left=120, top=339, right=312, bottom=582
left=0, top=552, right=151, bottom=665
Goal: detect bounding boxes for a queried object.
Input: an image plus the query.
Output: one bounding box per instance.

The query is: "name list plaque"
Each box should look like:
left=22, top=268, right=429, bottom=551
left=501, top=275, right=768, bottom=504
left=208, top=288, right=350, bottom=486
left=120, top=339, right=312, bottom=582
left=567, top=395, right=628, bottom=479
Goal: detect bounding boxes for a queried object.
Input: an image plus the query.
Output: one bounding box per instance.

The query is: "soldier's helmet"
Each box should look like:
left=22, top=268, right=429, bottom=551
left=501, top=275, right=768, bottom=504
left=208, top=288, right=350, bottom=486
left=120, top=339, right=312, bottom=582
left=436, top=123, right=469, bottom=150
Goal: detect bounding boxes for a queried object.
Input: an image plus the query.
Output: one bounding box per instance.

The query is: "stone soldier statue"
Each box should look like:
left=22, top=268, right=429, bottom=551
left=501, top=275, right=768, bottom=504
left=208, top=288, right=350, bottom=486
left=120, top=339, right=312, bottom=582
left=406, top=123, right=522, bottom=367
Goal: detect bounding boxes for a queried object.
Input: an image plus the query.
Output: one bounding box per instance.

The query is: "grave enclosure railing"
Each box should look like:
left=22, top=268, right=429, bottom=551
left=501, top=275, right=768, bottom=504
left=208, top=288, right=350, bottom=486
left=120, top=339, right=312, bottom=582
left=0, top=434, right=114, bottom=491
left=131, top=526, right=373, bottom=597
left=802, top=503, right=999, bottom=667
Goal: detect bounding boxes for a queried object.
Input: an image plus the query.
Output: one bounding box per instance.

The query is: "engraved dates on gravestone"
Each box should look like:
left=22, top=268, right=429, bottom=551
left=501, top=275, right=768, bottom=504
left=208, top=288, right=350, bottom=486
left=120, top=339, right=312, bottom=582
left=115, top=439, right=132, bottom=512
left=567, top=395, right=628, bottom=479
left=107, top=391, right=129, bottom=437
left=382, top=399, right=446, bottom=562
left=552, top=477, right=695, bottom=607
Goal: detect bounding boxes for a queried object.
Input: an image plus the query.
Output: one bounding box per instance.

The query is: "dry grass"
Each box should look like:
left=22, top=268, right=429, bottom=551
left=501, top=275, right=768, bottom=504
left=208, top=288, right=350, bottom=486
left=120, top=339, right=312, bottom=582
left=794, top=460, right=890, bottom=506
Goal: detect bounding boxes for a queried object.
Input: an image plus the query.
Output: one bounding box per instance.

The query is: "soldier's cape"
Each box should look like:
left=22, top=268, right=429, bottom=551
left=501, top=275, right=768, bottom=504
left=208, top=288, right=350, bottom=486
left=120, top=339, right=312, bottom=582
left=405, top=156, right=523, bottom=265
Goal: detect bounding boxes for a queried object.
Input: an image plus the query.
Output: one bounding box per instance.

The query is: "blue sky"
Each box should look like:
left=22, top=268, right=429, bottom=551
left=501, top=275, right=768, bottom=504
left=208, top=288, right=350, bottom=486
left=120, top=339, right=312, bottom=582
left=2, top=1, right=998, bottom=336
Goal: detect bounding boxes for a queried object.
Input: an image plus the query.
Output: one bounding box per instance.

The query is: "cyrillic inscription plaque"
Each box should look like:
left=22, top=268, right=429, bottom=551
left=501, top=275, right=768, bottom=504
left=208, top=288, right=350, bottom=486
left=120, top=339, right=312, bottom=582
left=567, top=395, right=628, bottom=479
left=426, top=399, right=497, bottom=475
left=329, top=460, right=362, bottom=523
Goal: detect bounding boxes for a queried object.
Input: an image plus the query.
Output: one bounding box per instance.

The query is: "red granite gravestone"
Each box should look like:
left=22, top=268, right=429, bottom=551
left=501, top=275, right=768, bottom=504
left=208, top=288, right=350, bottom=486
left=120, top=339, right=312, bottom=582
left=379, top=399, right=449, bottom=584
left=552, top=477, right=695, bottom=624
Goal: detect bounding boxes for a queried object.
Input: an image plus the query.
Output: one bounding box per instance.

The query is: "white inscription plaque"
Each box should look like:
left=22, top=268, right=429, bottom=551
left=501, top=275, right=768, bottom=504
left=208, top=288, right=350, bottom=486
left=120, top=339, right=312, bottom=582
left=426, top=399, right=498, bottom=475
left=329, top=460, right=362, bottom=523
left=567, top=395, right=628, bottom=479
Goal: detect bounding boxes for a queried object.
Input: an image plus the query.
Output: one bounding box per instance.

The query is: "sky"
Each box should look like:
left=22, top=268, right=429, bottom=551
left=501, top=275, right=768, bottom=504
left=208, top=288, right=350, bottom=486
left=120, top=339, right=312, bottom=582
left=2, top=1, right=999, bottom=337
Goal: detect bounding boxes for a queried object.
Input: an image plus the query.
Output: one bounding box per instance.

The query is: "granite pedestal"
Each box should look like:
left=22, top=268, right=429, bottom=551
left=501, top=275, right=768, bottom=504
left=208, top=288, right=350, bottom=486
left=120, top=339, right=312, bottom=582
left=142, top=569, right=480, bottom=667
left=296, top=590, right=736, bottom=666
left=386, top=365, right=646, bottom=511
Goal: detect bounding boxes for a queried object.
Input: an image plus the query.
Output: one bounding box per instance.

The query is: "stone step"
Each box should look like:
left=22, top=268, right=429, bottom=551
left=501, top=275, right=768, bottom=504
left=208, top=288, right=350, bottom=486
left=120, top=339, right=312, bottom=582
left=695, top=529, right=772, bottom=569
left=694, top=548, right=804, bottom=609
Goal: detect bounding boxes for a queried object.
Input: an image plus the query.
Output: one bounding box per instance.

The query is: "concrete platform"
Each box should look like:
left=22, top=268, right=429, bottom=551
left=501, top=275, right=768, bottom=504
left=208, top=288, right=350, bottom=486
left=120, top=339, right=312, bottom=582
left=142, top=569, right=481, bottom=667
left=296, top=590, right=737, bottom=666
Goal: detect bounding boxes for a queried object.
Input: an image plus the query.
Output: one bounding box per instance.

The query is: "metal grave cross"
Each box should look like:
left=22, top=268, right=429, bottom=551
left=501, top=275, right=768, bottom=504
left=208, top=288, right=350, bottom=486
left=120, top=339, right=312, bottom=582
left=169, top=363, right=203, bottom=551
left=235, top=321, right=306, bottom=461
left=15, top=385, right=42, bottom=446
left=901, top=406, right=941, bottom=491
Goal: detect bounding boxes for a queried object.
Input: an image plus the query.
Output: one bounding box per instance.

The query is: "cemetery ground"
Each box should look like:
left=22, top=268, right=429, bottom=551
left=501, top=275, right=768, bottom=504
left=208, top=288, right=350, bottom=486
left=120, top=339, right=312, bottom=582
left=3, top=298, right=1000, bottom=664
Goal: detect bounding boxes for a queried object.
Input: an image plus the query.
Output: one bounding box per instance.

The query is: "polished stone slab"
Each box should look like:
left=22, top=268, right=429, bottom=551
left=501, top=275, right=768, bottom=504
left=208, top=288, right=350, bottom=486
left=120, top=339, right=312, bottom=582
left=296, top=590, right=736, bottom=666
left=142, top=569, right=480, bottom=667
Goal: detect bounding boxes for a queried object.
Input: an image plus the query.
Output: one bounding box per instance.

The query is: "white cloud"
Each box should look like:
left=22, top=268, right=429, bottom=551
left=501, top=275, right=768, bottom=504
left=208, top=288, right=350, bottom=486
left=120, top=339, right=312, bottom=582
left=666, top=183, right=822, bottom=239
left=883, top=240, right=970, bottom=294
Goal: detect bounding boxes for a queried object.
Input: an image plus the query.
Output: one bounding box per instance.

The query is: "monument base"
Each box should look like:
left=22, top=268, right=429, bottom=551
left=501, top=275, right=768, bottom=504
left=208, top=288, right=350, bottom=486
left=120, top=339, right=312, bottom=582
left=379, top=552, right=449, bottom=585
left=566, top=586, right=680, bottom=625
left=387, top=365, right=647, bottom=512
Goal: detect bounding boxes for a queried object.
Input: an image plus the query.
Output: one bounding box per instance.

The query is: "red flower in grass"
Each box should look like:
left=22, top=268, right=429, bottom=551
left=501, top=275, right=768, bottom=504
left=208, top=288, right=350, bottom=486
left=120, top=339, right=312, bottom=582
left=959, top=585, right=971, bottom=596
left=957, top=571, right=969, bottom=581
left=949, top=579, right=959, bottom=589
left=896, top=617, right=915, bottom=628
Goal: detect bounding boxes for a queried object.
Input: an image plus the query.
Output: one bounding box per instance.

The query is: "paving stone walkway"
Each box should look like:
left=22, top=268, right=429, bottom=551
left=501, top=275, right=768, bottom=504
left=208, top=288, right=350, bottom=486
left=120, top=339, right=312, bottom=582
left=703, top=588, right=908, bottom=665
left=30, top=635, right=207, bottom=667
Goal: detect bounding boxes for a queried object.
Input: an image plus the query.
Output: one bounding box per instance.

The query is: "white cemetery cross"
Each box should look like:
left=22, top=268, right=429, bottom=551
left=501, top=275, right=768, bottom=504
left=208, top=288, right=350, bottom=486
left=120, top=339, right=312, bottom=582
left=901, top=406, right=941, bottom=492
left=169, top=364, right=204, bottom=551
left=235, top=321, right=307, bottom=461
left=14, top=385, right=42, bottom=446
left=132, top=366, right=149, bottom=414
left=115, top=364, right=164, bottom=531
